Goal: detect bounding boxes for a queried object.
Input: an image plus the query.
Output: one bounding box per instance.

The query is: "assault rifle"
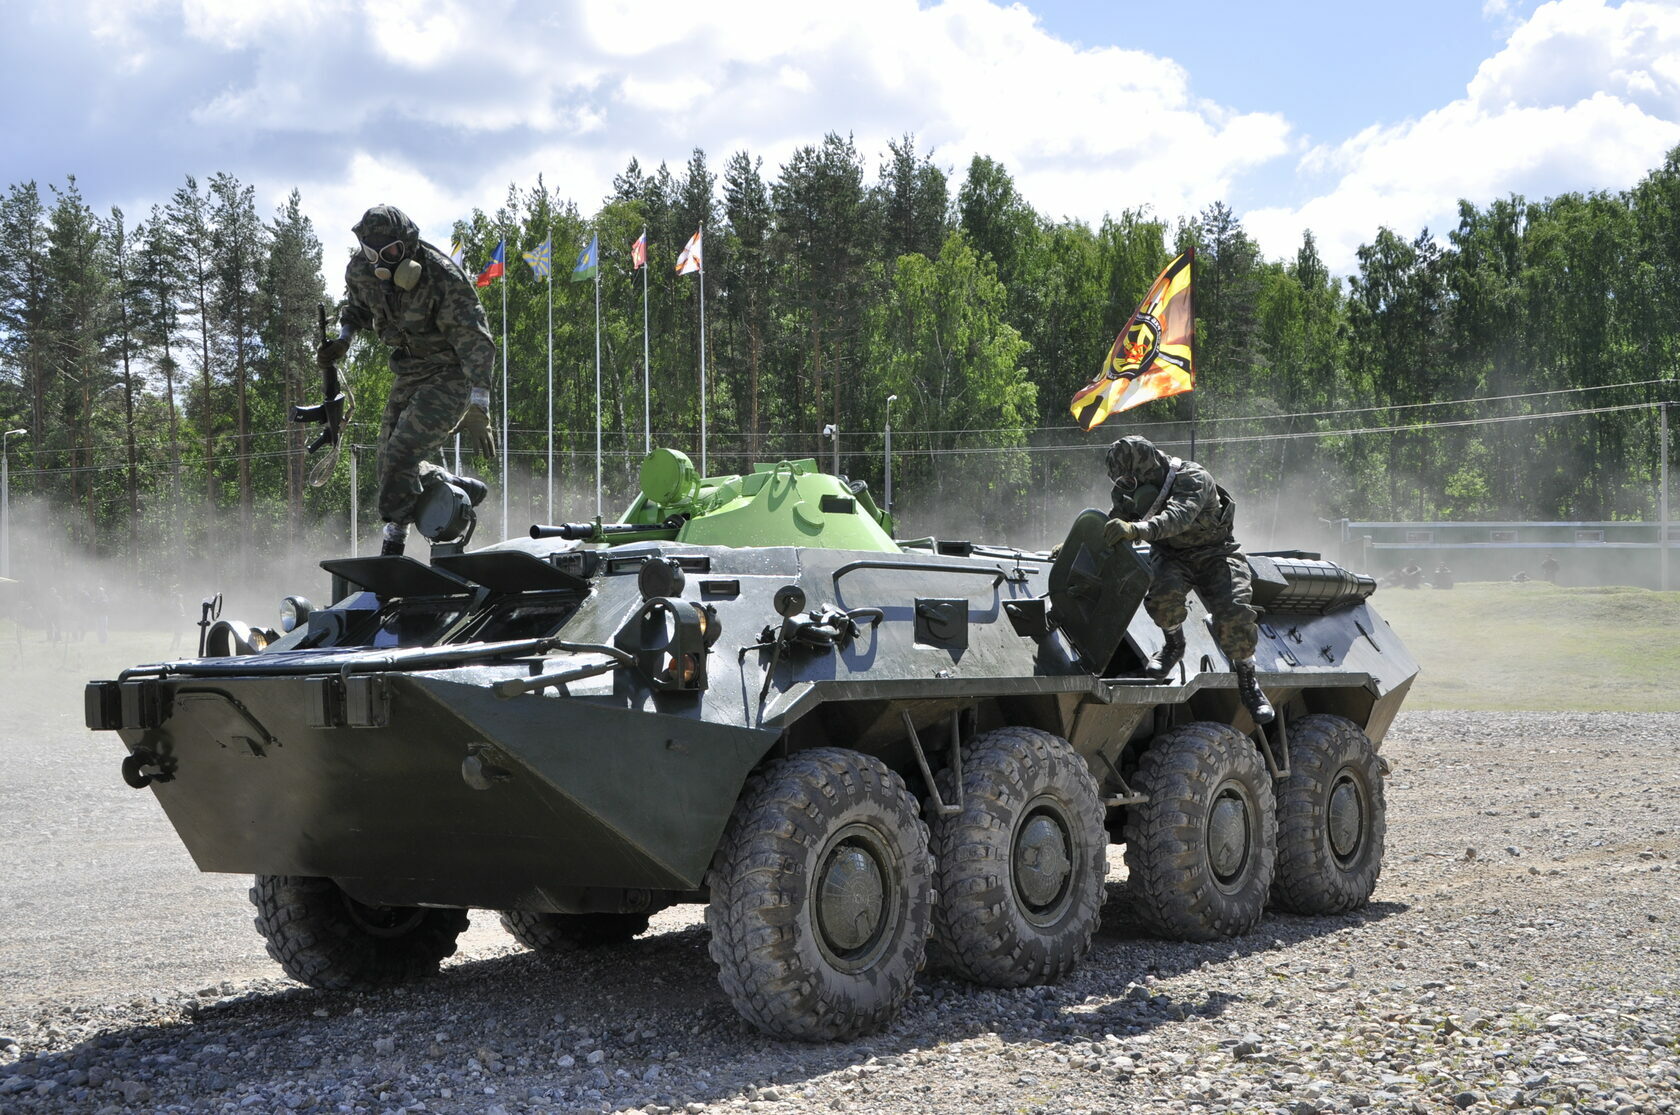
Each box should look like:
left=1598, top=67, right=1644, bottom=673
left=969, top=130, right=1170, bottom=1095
left=290, top=303, right=346, bottom=453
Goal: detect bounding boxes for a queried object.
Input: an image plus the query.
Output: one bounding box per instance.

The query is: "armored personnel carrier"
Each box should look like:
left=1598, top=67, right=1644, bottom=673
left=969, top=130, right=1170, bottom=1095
left=86, top=449, right=1415, bottom=1040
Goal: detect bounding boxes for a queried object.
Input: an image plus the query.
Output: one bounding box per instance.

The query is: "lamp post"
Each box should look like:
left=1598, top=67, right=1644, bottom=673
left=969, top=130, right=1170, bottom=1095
left=822, top=423, right=839, bottom=477
left=883, top=395, right=897, bottom=516
left=2, top=428, right=27, bottom=581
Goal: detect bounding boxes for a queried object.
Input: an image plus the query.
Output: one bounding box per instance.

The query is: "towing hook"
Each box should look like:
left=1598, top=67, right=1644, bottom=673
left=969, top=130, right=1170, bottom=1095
left=121, top=749, right=175, bottom=789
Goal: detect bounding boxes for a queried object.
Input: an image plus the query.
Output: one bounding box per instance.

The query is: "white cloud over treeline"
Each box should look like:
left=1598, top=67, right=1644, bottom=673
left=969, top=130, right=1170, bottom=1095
left=2, top=0, right=1677, bottom=274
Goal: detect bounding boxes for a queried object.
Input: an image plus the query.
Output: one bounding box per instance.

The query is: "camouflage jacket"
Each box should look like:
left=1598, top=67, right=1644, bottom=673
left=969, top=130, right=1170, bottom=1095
left=339, top=243, right=495, bottom=390
left=1110, top=456, right=1238, bottom=552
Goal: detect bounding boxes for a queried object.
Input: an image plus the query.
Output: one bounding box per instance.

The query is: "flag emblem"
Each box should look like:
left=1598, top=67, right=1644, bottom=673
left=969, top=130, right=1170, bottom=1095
left=449, top=239, right=466, bottom=269
left=572, top=234, right=599, bottom=282
left=522, top=237, right=553, bottom=279
left=675, top=228, right=702, bottom=275
left=475, top=239, right=505, bottom=288
left=1070, top=249, right=1195, bottom=431
left=632, top=230, right=647, bottom=271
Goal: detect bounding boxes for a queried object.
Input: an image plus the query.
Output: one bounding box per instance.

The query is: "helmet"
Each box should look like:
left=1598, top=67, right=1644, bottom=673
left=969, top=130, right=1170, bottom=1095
left=1105, top=435, right=1164, bottom=491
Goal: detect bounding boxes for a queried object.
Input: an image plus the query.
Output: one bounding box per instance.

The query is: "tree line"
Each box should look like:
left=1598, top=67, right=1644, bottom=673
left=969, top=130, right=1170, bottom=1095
left=2, top=135, right=1678, bottom=576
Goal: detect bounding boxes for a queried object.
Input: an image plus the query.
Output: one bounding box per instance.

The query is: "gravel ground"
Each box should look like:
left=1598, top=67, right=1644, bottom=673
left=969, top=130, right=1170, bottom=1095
left=2, top=709, right=1678, bottom=1114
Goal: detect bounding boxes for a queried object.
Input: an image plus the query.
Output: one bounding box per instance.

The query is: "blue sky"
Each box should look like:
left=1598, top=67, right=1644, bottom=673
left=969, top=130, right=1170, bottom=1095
left=0, top=0, right=1675, bottom=272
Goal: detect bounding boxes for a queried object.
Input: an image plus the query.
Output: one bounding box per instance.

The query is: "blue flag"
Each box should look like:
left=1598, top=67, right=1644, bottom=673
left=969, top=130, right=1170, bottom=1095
left=522, top=237, right=553, bottom=280
left=571, top=234, right=599, bottom=282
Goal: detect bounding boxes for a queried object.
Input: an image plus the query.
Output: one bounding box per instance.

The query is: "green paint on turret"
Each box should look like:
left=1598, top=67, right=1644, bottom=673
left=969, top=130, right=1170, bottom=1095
left=612, top=449, right=899, bottom=553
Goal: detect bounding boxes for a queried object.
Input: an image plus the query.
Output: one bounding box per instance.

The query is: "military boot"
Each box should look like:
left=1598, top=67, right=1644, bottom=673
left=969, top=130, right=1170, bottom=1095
left=380, top=536, right=405, bottom=557
left=1145, top=627, right=1186, bottom=678
left=1233, top=658, right=1275, bottom=724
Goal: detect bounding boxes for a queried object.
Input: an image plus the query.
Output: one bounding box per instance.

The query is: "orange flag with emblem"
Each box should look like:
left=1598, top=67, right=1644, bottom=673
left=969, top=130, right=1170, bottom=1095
left=1070, top=248, right=1194, bottom=431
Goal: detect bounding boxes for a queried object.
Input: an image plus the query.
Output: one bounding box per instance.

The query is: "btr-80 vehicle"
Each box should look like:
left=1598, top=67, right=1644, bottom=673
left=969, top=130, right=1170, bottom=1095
left=87, top=449, right=1415, bottom=1040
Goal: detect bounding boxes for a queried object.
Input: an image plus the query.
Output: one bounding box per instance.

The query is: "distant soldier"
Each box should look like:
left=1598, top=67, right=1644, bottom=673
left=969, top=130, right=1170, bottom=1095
left=1541, top=552, right=1560, bottom=584
left=1101, top=435, right=1273, bottom=724
left=1431, top=563, right=1454, bottom=590
left=317, top=205, right=497, bottom=557
left=1400, top=563, right=1424, bottom=589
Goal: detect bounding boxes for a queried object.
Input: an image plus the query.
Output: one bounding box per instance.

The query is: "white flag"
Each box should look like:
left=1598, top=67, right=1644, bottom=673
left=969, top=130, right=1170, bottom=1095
left=675, top=227, right=703, bottom=275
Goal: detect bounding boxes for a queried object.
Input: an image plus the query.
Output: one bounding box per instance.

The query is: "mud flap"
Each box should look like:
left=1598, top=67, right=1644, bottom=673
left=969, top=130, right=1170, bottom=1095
left=1046, top=508, right=1152, bottom=673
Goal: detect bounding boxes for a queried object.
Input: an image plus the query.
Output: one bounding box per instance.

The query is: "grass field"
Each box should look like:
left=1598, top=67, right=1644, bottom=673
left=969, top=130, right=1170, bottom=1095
left=4, top=579, right=1677, bottom=719
left=1372, top=580, right=1680, bottom=711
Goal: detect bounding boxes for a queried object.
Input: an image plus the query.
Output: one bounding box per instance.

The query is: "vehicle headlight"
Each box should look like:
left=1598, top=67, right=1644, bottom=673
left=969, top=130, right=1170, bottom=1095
left=279, top=595, right=315, bottom=633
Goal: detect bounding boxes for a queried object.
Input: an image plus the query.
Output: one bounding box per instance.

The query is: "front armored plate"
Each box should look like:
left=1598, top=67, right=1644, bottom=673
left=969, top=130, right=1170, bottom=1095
left=1047, top=508, right=1151, bottom=673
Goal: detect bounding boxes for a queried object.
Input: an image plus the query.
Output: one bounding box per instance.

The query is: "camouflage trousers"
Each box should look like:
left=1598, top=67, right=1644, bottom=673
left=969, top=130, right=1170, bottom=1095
left=1143, top=543, right=1259, bottom=661
left=376, top=369, right=471, bottom=524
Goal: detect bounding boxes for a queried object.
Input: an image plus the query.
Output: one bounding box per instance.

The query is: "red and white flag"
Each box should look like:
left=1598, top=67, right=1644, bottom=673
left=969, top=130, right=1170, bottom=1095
left=675, top=227, right=702, bottom=275
left=631, top=229, right=648, bottom=271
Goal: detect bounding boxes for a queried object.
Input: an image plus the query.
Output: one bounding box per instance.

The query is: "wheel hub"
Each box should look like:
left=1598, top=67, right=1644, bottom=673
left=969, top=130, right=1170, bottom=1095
left=1328, top=774, right=1365, bottom=860
left=809, top=822, right=900, bottom=973
left=1013, top=812, right=1073, bottom=912
left=1207, top=787, right=1252, bottom=884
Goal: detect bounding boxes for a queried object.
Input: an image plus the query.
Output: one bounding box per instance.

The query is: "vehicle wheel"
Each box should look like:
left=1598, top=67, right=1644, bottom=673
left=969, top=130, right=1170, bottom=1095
left=499, top=910, right=650, bottom=953
left=705, top=747, right=932, bottom=1041
left=1122, top=722, right=1276, bottom=941
left=929, top=726, right=1107, bottom=986
left=1270, top=714, right=1386, bottom=914
left=249, top=875, right=468, bottom=991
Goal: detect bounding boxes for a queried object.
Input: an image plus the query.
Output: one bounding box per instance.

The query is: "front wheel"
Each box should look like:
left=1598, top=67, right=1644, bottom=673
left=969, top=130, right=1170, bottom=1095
left=249, top=875, right=468, bottom=990
left=1270, top=714, right=1386, bottom=914
left=930, top=727, right=1107, bottom=986
left=1123, top=722, right=1276, bottom=941
left=705, top=748, right=932, bottom=1041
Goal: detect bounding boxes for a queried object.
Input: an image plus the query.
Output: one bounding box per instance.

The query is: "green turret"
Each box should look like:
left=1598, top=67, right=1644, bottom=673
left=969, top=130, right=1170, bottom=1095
left=533, top=448, right=898, bottom=552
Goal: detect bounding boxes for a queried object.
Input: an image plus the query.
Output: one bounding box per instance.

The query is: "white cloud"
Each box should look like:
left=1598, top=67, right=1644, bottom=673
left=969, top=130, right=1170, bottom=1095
left=1247, top=0, right=1680, bottom=271
left=2, top=0, right=1294, bottom=283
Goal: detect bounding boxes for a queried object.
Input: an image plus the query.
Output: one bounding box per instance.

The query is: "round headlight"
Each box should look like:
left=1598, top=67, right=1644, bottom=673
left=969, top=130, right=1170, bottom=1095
left=279, top=595, right=315, bottom=633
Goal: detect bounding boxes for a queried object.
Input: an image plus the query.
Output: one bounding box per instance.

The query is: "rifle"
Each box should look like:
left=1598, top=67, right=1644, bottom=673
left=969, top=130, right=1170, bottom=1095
left=290, top=303, right=346, bottom=453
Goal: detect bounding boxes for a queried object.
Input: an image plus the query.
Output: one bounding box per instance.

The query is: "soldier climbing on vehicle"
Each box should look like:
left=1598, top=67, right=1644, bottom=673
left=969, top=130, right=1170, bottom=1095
left=1100, top=434, right=1275, bottom=724
left=316, top=204, right=498, bottom=556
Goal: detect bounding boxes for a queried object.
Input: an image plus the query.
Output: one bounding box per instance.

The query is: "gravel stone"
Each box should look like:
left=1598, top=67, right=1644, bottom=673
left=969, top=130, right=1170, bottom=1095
left=4, top=710, right=1680, bottom=1113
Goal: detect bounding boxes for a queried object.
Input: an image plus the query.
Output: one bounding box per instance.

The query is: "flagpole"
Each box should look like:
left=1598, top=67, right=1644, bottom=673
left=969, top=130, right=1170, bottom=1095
left=601, top=251, right=608, bottom=517
left=546, top=261, right=554, bottom=524
left=698, top=224, right=707, bottom=478
left=500, top=240, right=509, bottom=538
left=642, top=228, right=650, bottom=456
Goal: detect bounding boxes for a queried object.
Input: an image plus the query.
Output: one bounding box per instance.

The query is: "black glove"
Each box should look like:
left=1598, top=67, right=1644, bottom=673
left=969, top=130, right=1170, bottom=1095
left=452, top=403, right=496, bottom=460
left=1103, top=518, right=1142, bottom=546
left=315, top=336, right=349, bottom=369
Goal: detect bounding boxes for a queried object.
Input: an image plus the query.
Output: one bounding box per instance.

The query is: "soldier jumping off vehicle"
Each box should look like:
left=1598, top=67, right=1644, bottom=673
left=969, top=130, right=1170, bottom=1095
left=1101, top=435, right=1275, bottom=725
left=317, top=205, right=497, bottom=557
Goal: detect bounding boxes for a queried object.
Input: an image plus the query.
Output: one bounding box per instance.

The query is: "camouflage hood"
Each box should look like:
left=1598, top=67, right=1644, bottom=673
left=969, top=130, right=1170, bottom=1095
left=352, top=205, right=420, bottom=254
left=1105, top=435, right=1170, bottom=488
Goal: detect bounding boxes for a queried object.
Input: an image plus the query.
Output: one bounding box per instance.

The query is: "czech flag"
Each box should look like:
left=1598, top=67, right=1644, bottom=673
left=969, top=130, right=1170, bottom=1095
left=1070, top=249, right=1194, bottom=431
left=475, top=239, right=505, bottom=288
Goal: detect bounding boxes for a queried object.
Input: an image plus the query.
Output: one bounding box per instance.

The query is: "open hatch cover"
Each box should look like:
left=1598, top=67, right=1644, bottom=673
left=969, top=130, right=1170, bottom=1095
left=431, top=550, right=591, bottom=593
left=320, top=556, right=472, bottom=598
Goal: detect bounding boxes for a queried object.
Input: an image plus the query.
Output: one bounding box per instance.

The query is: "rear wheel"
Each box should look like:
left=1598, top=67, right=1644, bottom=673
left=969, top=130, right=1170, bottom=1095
left=1123, top=722, right=1276, bottom=941
left=499, top=910, right=650, bottom=953
left=930, top=727, right=1107, bottom=986
left=249, top=875, right=467, bottom=990
left=1271, top=714, right=1386, bottom=914
left=705, top=748, right=932, bottom=1041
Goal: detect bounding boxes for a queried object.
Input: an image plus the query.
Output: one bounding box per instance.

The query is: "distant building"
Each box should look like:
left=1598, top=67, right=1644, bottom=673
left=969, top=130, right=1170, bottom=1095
left=1330, top=521, right=1677, bottom=589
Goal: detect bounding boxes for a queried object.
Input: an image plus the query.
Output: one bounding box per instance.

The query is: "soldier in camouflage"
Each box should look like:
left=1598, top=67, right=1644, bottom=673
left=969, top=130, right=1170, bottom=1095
left=317, top=205, right=497, bottom=556
left=1102, top=435, right=1274, bottom=724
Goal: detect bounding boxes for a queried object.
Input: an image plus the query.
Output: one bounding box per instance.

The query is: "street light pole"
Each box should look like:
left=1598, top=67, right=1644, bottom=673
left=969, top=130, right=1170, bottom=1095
left=822, top=424, right=839, bottom=477
left=2, top=428, right=27, bottom=581
left=883, top=395, right=897, bottom=517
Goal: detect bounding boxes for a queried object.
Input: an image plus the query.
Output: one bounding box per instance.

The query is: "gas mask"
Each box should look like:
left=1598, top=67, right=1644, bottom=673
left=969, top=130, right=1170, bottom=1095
left=363, top=238, right=422, bottom=290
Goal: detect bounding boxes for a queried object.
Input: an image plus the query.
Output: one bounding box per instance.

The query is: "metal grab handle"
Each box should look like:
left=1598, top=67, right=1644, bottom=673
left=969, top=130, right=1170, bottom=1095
left=831, top=559, right=1009, bottom=589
